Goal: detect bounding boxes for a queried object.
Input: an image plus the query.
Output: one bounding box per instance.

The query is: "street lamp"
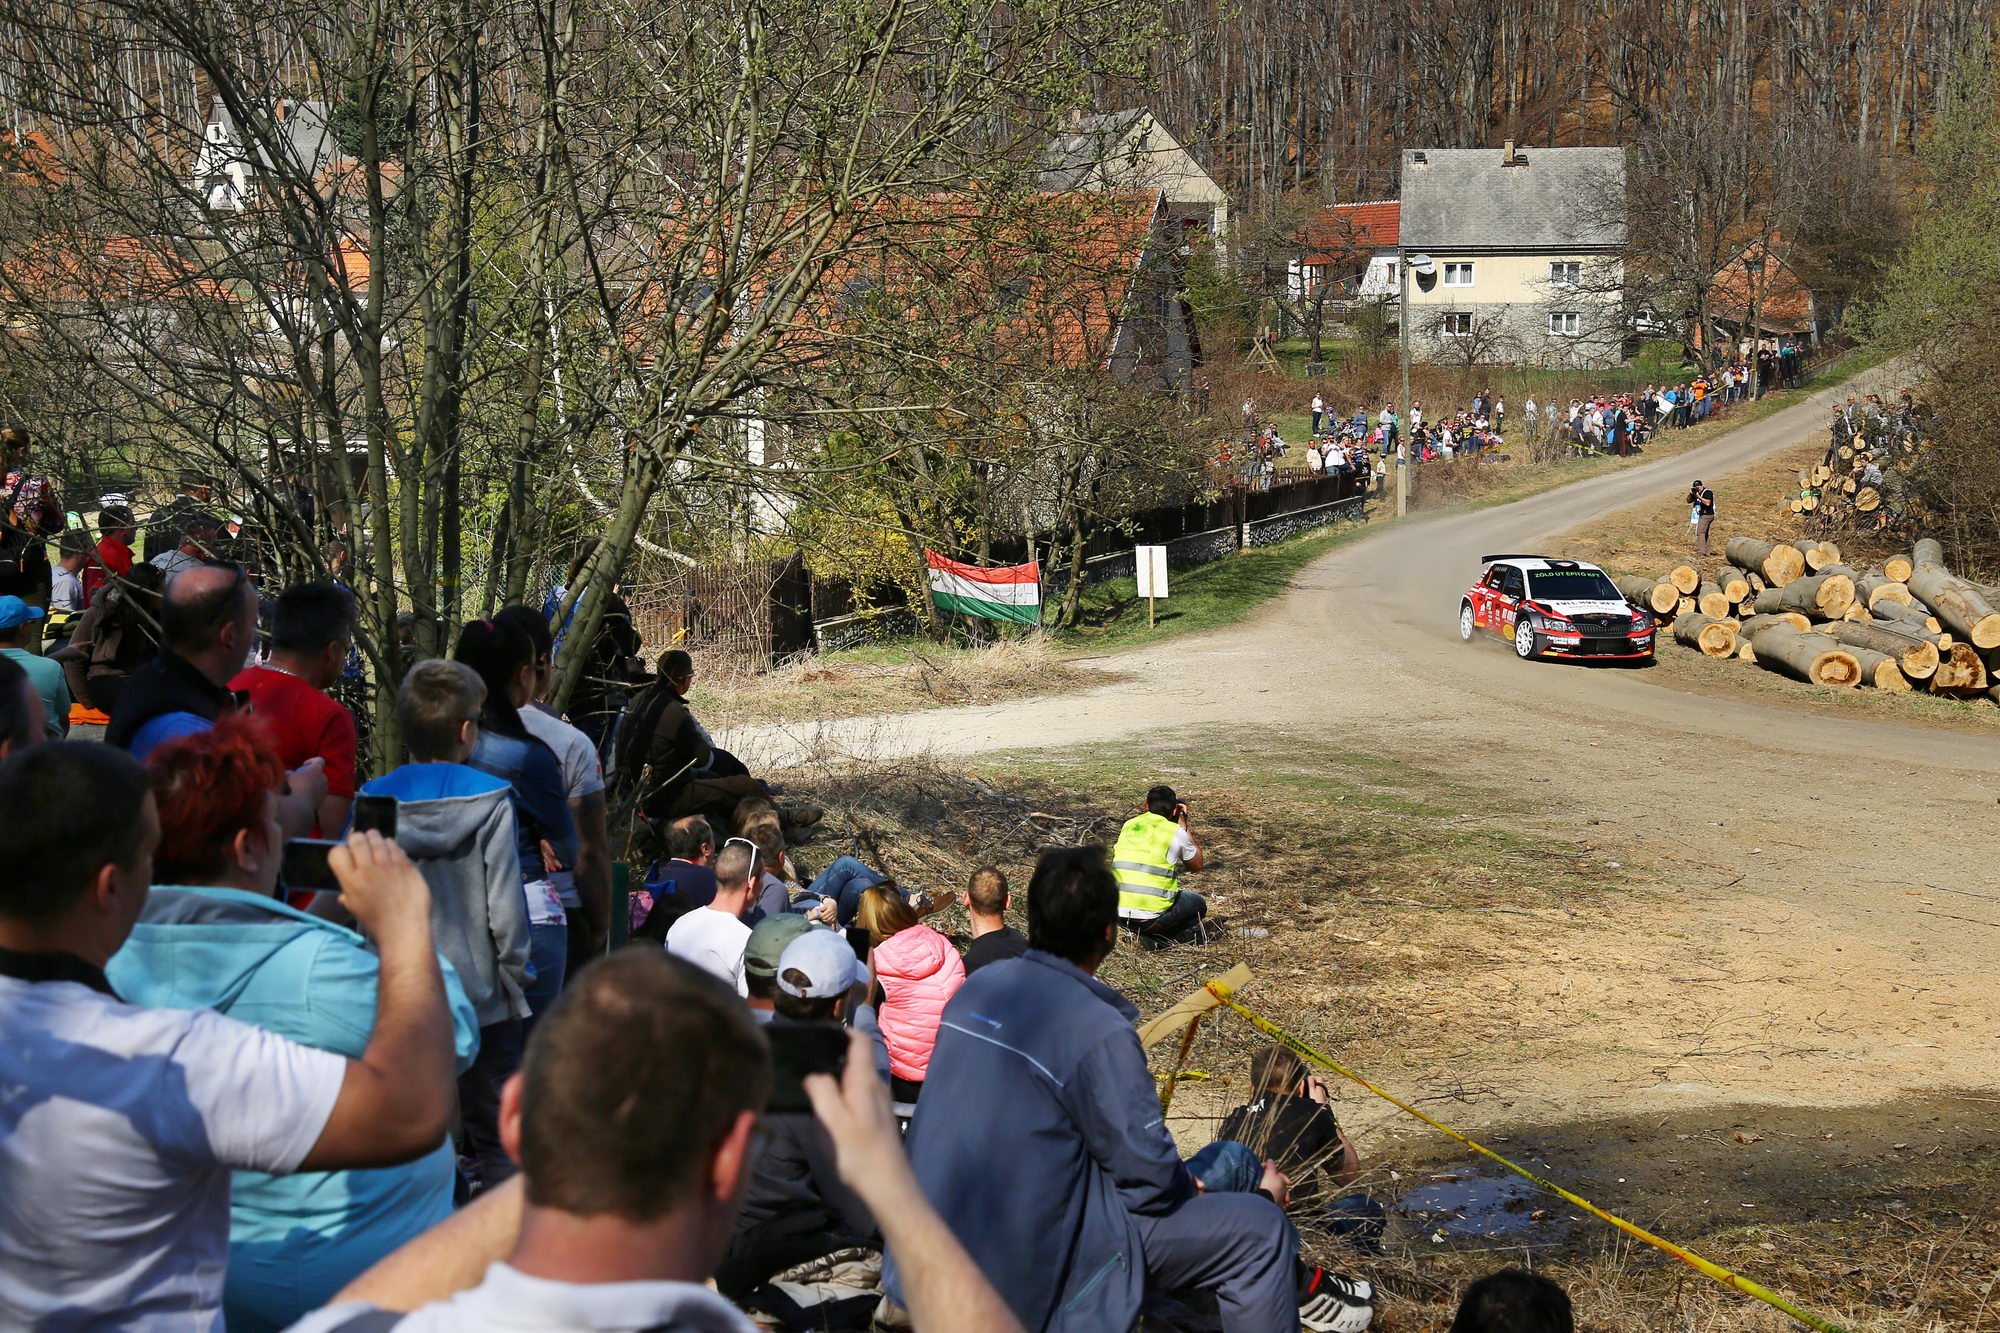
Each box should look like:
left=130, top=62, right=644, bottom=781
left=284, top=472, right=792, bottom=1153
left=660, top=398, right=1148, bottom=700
left=1742, top=251, right=1766, bottom=401
left=1396, top=249, right=1435, bottom=518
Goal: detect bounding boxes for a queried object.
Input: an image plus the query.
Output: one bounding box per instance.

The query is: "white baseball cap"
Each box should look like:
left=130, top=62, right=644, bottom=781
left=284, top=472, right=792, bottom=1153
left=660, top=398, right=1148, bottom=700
left=776, top=928, right=861, bottom=999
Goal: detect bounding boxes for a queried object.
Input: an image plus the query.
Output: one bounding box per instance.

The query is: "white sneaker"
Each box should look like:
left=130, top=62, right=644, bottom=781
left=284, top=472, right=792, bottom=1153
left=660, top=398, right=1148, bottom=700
left=1299, top=1275, right=1375, bottom=1332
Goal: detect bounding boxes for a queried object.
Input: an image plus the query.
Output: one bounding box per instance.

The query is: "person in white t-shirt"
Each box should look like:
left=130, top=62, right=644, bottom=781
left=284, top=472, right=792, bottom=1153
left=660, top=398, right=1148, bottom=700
left=667, top=839, right=757, bottom=995
left=0, top=742, right=457, bottom=1333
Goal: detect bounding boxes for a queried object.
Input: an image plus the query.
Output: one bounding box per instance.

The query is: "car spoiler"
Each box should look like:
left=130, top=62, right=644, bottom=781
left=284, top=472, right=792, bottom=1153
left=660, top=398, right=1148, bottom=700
left=1478, top=553, right=1542, bottom=563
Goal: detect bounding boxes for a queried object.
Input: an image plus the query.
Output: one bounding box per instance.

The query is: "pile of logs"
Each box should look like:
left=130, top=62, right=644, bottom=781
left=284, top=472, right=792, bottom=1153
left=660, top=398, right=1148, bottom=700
left=1788, top=410, right=1928, bottom=535
left=1613, top=535, right=2000, bottom=703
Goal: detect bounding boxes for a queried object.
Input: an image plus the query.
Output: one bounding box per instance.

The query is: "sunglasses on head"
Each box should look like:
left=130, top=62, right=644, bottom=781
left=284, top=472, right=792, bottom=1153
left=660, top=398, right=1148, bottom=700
left=724, top=835, right=761, bottom=872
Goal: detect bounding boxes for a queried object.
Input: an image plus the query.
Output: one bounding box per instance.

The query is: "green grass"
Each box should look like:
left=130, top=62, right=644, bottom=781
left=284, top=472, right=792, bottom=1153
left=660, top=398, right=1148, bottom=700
left=1055, top=518, right=1374, bottom=652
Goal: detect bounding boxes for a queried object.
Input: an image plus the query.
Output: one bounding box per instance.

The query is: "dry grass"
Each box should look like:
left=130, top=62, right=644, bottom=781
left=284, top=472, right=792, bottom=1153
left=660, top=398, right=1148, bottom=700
left=693, top=635, right=1106, bottom=732
left=769, top=732, right=2000, bottom=1332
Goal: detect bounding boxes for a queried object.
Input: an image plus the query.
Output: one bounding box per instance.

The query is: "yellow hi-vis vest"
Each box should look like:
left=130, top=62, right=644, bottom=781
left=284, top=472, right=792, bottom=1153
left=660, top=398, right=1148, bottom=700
left=1113, top=812, right=1181, bottom=920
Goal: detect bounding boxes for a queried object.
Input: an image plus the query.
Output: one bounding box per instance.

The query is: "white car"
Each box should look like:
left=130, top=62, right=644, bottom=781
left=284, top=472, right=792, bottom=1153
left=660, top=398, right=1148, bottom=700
left=1459, top=555, right=1656, bottom=661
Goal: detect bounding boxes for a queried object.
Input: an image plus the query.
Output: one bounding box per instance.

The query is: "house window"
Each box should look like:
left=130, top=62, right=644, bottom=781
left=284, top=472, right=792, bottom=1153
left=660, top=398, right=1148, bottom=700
left=1549, top=261, right=1582, bottom=286
left=1441, top=312, right=1473, bottom=337
left=1442, top=262, right=1475, bottom=287
left=1549, top=311, right=1582, bottom=336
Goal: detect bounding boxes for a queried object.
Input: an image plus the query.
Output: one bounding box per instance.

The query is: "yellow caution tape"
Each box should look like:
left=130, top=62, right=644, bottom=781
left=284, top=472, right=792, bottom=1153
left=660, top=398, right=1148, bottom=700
left=1199, top=977, right=1852, bottom=1333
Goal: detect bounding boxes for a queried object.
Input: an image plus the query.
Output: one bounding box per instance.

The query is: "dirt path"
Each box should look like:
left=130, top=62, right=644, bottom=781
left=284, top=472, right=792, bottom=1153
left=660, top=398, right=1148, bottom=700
left=728, top=364, right=2000, bottom=1122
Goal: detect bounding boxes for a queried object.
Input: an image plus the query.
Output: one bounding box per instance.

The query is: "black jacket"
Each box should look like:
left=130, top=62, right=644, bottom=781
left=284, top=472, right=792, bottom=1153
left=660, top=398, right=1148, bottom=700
left=104, top=647, right=235, bottom=751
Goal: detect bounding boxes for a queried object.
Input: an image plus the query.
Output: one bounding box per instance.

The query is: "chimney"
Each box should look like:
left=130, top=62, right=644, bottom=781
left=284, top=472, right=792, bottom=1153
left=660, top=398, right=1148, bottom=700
left=1502, top=139, right=1515, bottom=164
left=275, top=98, right=288, bottom=122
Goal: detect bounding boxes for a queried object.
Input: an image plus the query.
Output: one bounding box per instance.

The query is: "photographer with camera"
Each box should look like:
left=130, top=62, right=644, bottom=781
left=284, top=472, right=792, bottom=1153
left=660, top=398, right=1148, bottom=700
left=1112, top=784, right=1209, bottom=948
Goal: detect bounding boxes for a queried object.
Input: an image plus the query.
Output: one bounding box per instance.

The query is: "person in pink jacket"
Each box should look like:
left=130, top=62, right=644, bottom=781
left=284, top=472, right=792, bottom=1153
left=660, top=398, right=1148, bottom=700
left=857, top=886, right=966, bottom=1104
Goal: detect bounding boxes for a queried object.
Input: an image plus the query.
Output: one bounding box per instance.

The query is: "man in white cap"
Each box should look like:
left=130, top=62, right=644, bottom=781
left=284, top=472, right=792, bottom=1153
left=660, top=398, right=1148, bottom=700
left=719, top=928, right=879, bottom=1308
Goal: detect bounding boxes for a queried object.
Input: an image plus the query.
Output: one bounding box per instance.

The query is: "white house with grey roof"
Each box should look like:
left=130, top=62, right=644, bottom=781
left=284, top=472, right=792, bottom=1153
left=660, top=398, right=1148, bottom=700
left=1398, top=143, right=1627, bottom=367
left=1042, top=110, right=1229, bottom=244
left=193, top=98, right=340, bottom=212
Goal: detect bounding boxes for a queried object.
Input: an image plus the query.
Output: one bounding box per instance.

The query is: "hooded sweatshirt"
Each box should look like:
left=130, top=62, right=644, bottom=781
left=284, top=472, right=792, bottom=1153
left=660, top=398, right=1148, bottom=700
left=107, top=886, right=479, bottom=1332
left=360, top=763, right=532, bottom=1025
left=871, top=923, right=965, bottom=1082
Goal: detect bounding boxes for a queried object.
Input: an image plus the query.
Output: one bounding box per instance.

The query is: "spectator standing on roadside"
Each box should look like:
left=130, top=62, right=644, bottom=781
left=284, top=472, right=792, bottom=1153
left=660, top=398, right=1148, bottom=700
left=231, top=582, right=358, bottom=838
left=0, top=595, right=66, bottom=738
left=1688, top=479, right=1716, bottom=557
left=56, top=560, right=164, bottom=716
left=359, top=658, right=532, bottom=1194
left=141, top=468, right=213, bottom=563
left=106, top=562, right=257, bottom=758
left=84, top=503, right=138, bottom=607
left=0, top=743, right=455, bottom=1332
left=0, top=426, right=64, bottom=610
left=961, top=866, right=1028, bottom=973
left=284, top=951, right=1027, bottom=1333
left=667, top=837, right=758, bottom=994
left=108, top=716, right=480, bottom=1332
left=148, top=512, right=222, bottom=588
left=1310, top=393, right=1325, bottom=435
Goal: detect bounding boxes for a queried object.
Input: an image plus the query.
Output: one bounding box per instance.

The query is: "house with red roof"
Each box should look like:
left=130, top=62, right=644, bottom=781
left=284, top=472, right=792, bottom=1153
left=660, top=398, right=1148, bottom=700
left=1288, top=200, right=1400, bottom=301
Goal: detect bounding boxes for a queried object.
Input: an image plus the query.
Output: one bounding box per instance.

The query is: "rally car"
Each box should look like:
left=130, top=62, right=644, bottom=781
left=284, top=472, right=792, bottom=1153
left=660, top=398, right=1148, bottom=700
left=1458, top=555, right=1656, bottom=661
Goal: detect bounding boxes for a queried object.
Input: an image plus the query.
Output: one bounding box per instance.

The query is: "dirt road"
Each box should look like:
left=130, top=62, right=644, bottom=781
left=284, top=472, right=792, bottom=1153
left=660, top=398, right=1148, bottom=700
left=732, top=369, right=2000, bottom=1120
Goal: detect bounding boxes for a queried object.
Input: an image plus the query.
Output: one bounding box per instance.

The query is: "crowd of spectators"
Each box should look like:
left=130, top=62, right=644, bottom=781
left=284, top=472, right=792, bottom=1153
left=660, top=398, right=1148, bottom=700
left=0, top=447, right=1585, bottom=1333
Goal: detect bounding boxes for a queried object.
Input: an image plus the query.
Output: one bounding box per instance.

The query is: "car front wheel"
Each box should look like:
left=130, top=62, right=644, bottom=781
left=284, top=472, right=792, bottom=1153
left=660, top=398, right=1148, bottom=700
left=1513, top=620, right=1539, bottom=659
left=1458, top=602, right=1476, bottom=641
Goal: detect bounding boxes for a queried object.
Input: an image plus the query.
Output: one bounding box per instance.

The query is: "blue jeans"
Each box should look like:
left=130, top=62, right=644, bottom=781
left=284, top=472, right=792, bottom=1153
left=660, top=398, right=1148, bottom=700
left=808, top=855, right=888, bottom=926
left=524, top=922, right=569, bottom=1026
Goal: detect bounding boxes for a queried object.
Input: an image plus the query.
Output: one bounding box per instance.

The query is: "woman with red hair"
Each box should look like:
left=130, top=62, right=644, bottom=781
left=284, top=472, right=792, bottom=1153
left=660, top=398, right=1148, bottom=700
left=105, top=714, right=477, bottom=1332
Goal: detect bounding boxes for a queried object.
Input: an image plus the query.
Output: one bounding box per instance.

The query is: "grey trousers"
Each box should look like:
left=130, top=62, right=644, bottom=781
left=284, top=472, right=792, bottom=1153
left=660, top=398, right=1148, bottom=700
left=1135, top=1192, right=1301, bottom=1333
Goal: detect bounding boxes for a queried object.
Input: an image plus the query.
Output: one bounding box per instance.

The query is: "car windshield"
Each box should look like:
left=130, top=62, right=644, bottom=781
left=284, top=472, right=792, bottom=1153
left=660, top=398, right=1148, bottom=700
left=1528, top=568, right=1623, bottom=602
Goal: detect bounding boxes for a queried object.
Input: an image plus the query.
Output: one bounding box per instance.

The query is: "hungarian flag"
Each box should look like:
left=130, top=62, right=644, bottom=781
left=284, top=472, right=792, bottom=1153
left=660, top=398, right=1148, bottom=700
left=925, top=550, right=1042, bottom=624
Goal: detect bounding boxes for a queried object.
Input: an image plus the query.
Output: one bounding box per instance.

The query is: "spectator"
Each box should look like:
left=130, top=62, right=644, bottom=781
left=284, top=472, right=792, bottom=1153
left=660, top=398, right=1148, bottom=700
left=1112, top=783, right=1209, bottom=948
left=56, top=560, right=164, bottom=716
left=1448, top=1269, right=1573, bottom=1333
left=359, top=658, right=533, bottom=1194
left=148, top=511, right=222, bottom=587
left=857, top=885, right=964, bottom=1107
left=232, top=582, right=358, bottom=837
left=800, top=850, right=890, bottom=926
left=742, top=911, right=817, bottom=1023
left=0, top=425, right=64, bottom=609
left=0, top=743, right=454, bottom=1331
left=49, top=528, right=89, bottom=622
left=453, top=618, right=580, bottom=1026
left=1688, top=479, right=1717, bottom=558
left=84, top=503, right=138, bottom=607
left=107, top=561, right=256, bottom=758
left=635, top=814, right=722, bottom=940
left=0, top=654, right=43, bottom=760
left=107, top=716, right=481, bottom=1332
left=0, top=595, right=67, bottom=738
left=720, top=928, right=879, bottom=1311
left=141, top=467, right=214, bottom=563
left=960, top=866, right=1028, bottom=973
left=892, top=845, right=1373, bottom=1332
left=1310, top=392, right=1325, bottom=435
left=1217, top=1047, right=1382, bottom=1248
left=285, top=951, right=1026, bottom=1333
left=495, top=604, right=611, bottom=967
left=667, top=836, right=758, bottom=994
left=614, top=647, right=762, bottom=822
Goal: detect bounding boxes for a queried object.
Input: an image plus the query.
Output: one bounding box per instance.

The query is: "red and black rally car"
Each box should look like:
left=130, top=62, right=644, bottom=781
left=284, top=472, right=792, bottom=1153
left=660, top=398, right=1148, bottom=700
left=1459, top=555, right=1656, bottom=661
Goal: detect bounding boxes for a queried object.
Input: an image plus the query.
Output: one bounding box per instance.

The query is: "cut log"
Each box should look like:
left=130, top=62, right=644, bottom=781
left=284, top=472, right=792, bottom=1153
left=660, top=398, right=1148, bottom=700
left=1842, top=602, right=1872, bottom=621
left=1676, top=595, right=1696, bottom=617
left=1930, top=643, right=1990, bottom=693
left=1735, top=638, right=1758, bottom=660
left=1873, top=600, right=1943, bottom=634
left=1726, top=537, right=1806, bottom=587
left=1666, top=564, right=1700, bottom=595
left=1828, top=621, right=1940, bottom=679
left=1616, top=575, right=1680, bottom=615
left=1855, top=486, right=1881, bottom=512
left=1802, top=541, right=1838, bottom=571
left=1848, top=646, right=1913, bottom=691
left=1775, top=572, right=1856, bottom=620
left=1739, top=612, right=1811, bottom=636
left=1748, top=570, right=1767, bottom=594
left=1674, top=613, right=1738, bottom=658
left=1816, top=539, right=1841, bottom=567
left=1907, top=564, right=2000, bottom=649
left=1749, top=625, right=1862, bottom=686
left=1696, top=582, right=1731, bottom=618
left=1913, top=537, right=1944, bottom=568
left=1752, top=587, right=1787, bottom=615
left=1883, top=553, right=1914, bottom=582
left=1716, top=566, right=1753, bottom=603
left=1857, top=572, right=1913, bottom=608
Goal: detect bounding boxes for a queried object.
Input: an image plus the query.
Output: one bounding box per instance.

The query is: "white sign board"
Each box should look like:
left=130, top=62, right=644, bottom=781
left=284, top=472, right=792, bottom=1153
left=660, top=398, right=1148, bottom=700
left=1135, top=545, right=1169, bottom=599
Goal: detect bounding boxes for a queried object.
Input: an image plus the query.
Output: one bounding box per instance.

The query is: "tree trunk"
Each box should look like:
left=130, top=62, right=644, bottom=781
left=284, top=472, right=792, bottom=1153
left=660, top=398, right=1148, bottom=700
left=1749, top=625, right=1862, bottom=686
left=1912, top=537, right=1943, bottom=568
left=1696, top=582, right=1731, bottom=618
left=1674, top=612, right=1737, bottom=657
left=1907, top=563, right=2000, bottom=649
left=1616, top=575, right=1680, bottom=614
left=1931, top=642, right=1990, bottom=693
left=1739, top=611, right=1810, bottom=636
left=1846, top=645, right=1912, bottom=691
left=1726, top=536, right=1805, bottom=586
left=1857, top=571, right=1913, bottom=608
left=1666, top=563, right=1700, bottom=594
left=1873, top=599, right=1943, bottom=635
left=1883, top=552, right=1915, bottom=582
left=1802, top=539, right=1840, bottom=571
left=1828, top=621, right=1940, bottom=678
left=1775, top=572, right=1856, bottom=619
left=1716, top=566, right=1752, bottom=602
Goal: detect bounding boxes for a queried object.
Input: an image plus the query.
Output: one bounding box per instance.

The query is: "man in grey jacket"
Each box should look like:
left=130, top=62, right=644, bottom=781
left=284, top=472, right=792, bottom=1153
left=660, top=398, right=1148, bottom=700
left=890, top=846, right=1374, bottom=1333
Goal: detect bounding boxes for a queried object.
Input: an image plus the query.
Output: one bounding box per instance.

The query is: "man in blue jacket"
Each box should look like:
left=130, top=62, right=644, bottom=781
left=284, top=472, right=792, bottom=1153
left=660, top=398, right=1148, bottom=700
left=889, top=846, right=1374, bottom=1332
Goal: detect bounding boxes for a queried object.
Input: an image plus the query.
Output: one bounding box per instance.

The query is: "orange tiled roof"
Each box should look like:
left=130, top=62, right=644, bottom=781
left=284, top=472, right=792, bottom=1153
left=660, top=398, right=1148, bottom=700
left=5, top=233, right=238, bottom=306
left=1300, top=200, right=1399, bottom=263
left=1708, top=239, right=1813, bottom=330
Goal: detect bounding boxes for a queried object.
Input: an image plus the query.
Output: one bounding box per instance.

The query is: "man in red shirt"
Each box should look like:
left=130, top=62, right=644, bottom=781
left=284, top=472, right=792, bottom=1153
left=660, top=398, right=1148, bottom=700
left=84, top=504, right=137, bottom=607
left=231, top=581, right=358, bottom=835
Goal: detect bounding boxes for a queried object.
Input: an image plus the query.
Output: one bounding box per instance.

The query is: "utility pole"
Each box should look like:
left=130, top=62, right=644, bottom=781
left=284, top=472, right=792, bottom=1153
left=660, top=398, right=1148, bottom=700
left=1743, top=249, right=1766, bottom=402
left=1396, top=249, right=1434, bottom=519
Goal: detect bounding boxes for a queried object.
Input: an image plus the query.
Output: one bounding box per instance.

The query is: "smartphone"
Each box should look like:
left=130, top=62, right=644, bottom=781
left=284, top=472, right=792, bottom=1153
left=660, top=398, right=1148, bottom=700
left=281, top=839, right=341, bottom=893
left=352, top=793, right=398, bottom=839
left=844, top=927, right=872, bottom=963
left=764, top=1024, right=850, bottom=1114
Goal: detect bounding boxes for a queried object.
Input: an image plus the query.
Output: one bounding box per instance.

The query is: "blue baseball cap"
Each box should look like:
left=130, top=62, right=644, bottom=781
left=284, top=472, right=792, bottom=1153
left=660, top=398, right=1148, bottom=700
left=0, top=596, right=46, bottom=630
